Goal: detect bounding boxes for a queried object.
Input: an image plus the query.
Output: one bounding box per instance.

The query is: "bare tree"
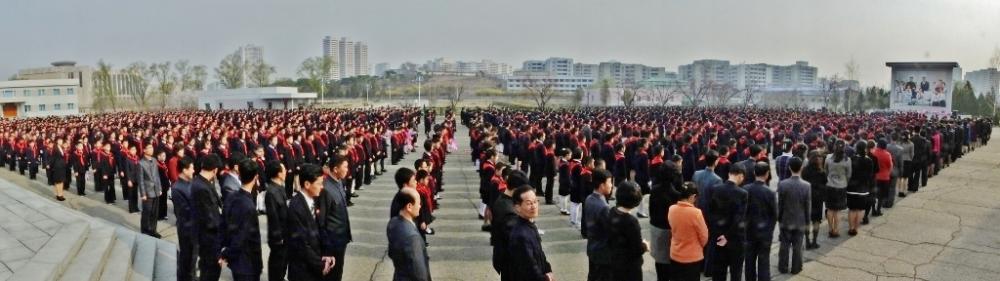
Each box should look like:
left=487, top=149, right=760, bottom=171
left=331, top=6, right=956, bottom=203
left=821, top=74, right=842, bottom=111
left=446, top=80, right=466, bottom=110
left=678, top=79, right=711, bottom=107
left=298, top=56, right=334, bottom=101
left=741, top=83, right=761, bottom=108
left=707, top=82, right=740, bottom=107
left=216, top=50, right=245, bottom=89
left=621, top=81, right=641, bottom=107
left=649, top=84, right=681, bottom=106
left=121, top=62, right=153, bottom=108
left=150, top=61, right=177, bottom=109
left=521, top=73, right=558, bottom=110
left=844, top=57, right=861, bottom=112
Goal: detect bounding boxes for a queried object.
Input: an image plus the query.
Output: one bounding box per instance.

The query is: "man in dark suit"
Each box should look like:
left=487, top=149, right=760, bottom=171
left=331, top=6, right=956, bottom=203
left=491, top=171, right=525, bottom=281
left=320, top=155, right=353, bottom=281
left=707, top=165, right=748, bottom=281
left=287, top=164, right=335, bottom=281
left=507, top=186, right=555, bottom=281
left=584, top=169, right=613, bottom=281
left=777, top=157, right=810, bottom=274
left=220, top=159, right=263, bottom=281
left=387, top=188, right=431, bottom=281
left=171, top=158, right=198, bottom=281
left=744, top=162, right=777, bottom=281
left=191, top=154, right=224, bottom=281
left=97, top=142, right=117, bottom=204
left=264, top=161, right=290, bottom=281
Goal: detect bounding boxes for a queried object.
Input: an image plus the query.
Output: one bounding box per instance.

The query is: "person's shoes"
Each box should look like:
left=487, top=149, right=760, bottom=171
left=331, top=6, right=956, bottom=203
left=357, top=186, right=365, bottom=191
left=862, top=217, right=870, bottom=225
left=481, top=224, right=491, bottom=232
left=778, top=268, right=789, bottom=274
left=78, top=192, right=86, bottom=196
left=807, top=242, right=819, bottom=250
left=848, top=229, right=858, bottom=236
left=873, top=211, right=883, bottom=217
left=158, top=217, right=168, bottom=221
left=351, top=193, right=360, bottom=198
left=425, top=228, right=436, bottom=235
left=790, top=269, right=802, bottom=275
left=478, top=214, right=484, bottom=220
left=828, top=231, right=840, bottom=238
left=347, top=201, right=355, bottom=207
left=560, top=210, right=570, bottom=215
left=545, top=201, right=554, bottom=205
left=537, top=229, right=545, bottom=236
left=56, top=196, right=66, bottom=201
left=898, top=192, right=907, bottom=198
left=637, top=213, right=649, bottom=218
left=151, top=233, right=162, bottom=239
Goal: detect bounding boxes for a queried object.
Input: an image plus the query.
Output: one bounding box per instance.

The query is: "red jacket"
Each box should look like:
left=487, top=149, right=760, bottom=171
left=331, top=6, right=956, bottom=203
left=872, top=148, right=893, bottom=181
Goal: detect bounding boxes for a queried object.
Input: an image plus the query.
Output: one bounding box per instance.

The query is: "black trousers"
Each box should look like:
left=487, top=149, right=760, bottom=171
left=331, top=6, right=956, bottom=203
left=198, top=244, right=222, bottom=281
left=140, top=197, right=160, bottom=235
left=76, top=172, right=86, bottom=195
left=544, top=176, right=555, bottom=204
left=127, top=185, right=139, bottom=213
left=324, top=246, right=346, bottom=281
left=232, top=274, right=260, bottom=281
left=529, top=172, right=543, bottom=195
left=745, top=238, right=771, bottom=281
left=159, top=184, right=170, bottom=219
left=177, top=235, right=199, bottom=281
left=778, top=228, right=804, bottom=273
left=29, top=164, right=38, bottom=179
left=670, top=259, right=702, bottom=281
left=285, top=171, right=297, bottom=198
left=587, top=262, right=613, bottom=281
left=268, top=243, right=288, bottom=281
left=655, top=262, right=671, bottom=281
left=103, top=174, right=117, bottom=203
left=711, top=239, right=744, bottom=281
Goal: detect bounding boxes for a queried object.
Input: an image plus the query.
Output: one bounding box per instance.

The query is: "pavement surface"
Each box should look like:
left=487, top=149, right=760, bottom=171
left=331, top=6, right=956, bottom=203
left=2, top=123, right=998, bottom=281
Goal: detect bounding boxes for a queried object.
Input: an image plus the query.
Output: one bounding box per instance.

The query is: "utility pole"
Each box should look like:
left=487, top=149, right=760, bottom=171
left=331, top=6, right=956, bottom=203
left=417, top=74, right=423, bottom=104
left=365, top=83, right=370, bottom=106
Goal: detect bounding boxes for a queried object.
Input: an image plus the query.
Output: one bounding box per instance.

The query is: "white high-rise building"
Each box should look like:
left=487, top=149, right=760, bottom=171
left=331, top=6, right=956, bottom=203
left=965, top=68, right=1000, bottom=97
left=678, top=59, right=817, bottom=90
left=322, top=36, right=370, bottom=79
left=354, top=42, right=368, bottom=76
left=239, top=44, right=264, bottom=87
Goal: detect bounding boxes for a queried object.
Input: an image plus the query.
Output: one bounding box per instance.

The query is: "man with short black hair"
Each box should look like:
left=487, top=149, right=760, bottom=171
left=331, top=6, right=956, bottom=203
left=220, top=159, right=263, bottom=280
left=777, top=157, right=810, bottom=274
left=287, top=164, right=336, bottom=281
left=706, top=165, right=748, bottom=281
left=171, top=157, right=197, bottom=281
left=584, top=169, right=613, bottom=281
left=192, top=154, right=224, bottom=281
left=263, top=160, right=290, bottom=281
left=387, top=188, right=431, bottom=281
left=319, top=155, right=353, bottom=281
left=744, top=162, right=777, bottom=281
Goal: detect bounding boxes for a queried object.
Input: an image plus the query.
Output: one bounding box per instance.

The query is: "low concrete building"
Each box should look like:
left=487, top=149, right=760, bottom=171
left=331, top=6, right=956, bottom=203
left=197, top=87, right=317, bottom=111
left=0, top=79, right=82, bottom=118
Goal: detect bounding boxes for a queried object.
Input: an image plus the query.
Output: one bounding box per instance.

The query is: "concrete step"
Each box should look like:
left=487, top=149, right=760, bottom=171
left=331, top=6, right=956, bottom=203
left=129, top=234, right=158, bottom=281
left=152, top=239, right=177, bottom=281
left=57, top=223, right=116, bottom=281
left=9, top=222, right=90, bottom=281
left=99, top=228, right=137, bottom=281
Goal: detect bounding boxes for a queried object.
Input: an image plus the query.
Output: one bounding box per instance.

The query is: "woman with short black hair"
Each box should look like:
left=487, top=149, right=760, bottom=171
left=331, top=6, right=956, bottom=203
left=605, top=181, right=649, bottom=281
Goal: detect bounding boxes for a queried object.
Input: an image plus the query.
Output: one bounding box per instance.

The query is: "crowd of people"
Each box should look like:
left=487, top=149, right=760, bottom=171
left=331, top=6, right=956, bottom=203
left=462, top=106, right=992, bottom=281
left=0, top=107, right=464, bottom=281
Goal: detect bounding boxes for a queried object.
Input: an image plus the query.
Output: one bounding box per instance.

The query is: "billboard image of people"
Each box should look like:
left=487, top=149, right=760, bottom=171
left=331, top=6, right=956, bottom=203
left=886, top=62, right=958, bottom=116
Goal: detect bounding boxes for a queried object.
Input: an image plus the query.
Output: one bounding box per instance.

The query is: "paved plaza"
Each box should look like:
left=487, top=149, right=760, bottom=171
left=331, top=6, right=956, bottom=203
left=1, top=124, right=998, bottom=281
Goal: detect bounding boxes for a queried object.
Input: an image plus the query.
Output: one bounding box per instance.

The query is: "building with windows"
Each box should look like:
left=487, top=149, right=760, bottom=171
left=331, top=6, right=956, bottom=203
left=504, top=71, right=595, bottom=93
left=15, top=61, right=152, bottom=113
left=965, top=68, right=999, bottom=97
left=0, top=79, right=81, bottom=118
left=678, top=59, right=818, bottom=90
left=322, top=36, right=370, bottom=80
left=197, top=87, right=317, bottom=111
left=512, top=57, right=667, bottom=90
left=420, top=58, right=513, bottom=77
left=239, top=44, right=265, bottom=87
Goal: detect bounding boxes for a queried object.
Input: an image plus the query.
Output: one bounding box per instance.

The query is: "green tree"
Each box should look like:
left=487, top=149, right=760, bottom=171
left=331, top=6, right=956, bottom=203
left=92, top=60, right=117, bottom=111
left=297, top=56, right=334, bottom=101
left=215, top=50, right=245, bottom=89
left=572, top=86, right=585, bottom=107
left=150, top=61, right=177, bottom=109
left=249, top=61, right=276, bottom=88
left=599, top=79, right=611, bottom=106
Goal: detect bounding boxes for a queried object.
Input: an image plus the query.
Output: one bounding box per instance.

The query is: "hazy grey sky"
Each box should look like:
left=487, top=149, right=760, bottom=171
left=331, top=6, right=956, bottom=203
left=3, top=0, right=999, bottom=87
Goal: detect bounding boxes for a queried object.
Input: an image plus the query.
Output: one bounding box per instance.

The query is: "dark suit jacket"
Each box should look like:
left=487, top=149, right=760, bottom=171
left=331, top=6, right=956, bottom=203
left=507, top=217, right=551, bottom=281
left=707, top=181, right=748, bottom=242
left=743, top=180, right=777, bottom=241
left=777, top=176, right=811, bottom=231
left=264, top=181, right=289, bottom=245
left=320, top=176, right=353, bottom=254
left=387, top=216, right=430, bottom=281
left=287, top=194, right=326, bottom=281
left=191, top=173, right=223, bottom=250
left=170, top=179, right=197, bottom=239
left=221, top=189, right=263, bottom=275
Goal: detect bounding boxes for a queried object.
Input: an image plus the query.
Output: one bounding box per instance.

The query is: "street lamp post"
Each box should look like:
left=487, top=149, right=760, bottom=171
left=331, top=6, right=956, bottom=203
left=365, top=84, right=370, bottom=106
left=416, top=74, right=423, bottom=105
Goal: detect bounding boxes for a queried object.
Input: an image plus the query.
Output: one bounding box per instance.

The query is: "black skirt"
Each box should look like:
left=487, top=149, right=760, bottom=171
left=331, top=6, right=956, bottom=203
left=846, top=193, right=871, bottom=211
left=825, top=187, right=847, bottom=211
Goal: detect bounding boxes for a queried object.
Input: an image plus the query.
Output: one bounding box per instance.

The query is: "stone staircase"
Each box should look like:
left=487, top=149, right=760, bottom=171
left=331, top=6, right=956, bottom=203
left=0, top=178, right=176, bottom=281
